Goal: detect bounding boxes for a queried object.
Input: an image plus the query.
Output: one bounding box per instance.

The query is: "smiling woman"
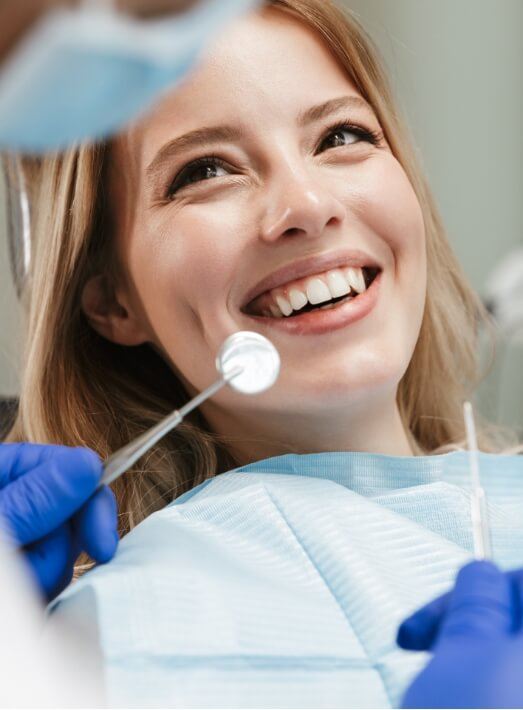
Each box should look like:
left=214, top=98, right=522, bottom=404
left=5, top=0, right=523, bottom=706
left=10, top=0, right=482, bottom=471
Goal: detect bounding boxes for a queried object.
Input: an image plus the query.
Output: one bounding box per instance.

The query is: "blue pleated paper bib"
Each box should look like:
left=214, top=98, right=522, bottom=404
left=50, top=450, right=523, bottom=708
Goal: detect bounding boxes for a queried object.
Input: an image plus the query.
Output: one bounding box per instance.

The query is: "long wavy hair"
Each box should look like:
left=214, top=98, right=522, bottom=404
left=6, top=0, right=517, bottom=540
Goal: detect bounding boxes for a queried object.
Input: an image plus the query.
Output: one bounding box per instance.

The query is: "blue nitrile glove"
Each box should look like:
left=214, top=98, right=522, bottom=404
left=397, top=561, right=523, bottom=709
left=0, top=443, right=118, bottom=601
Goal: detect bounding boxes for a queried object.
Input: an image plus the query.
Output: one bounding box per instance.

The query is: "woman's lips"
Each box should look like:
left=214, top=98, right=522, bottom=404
left=243, top=270, right=382, bottom=336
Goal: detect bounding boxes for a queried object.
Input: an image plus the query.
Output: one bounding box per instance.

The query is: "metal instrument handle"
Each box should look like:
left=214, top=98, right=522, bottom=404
left=100, top=366, right=242, bottom=488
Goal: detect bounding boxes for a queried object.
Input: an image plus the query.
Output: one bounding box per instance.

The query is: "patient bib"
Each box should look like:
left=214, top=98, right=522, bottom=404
left=50, top=450, right=523, bottom=708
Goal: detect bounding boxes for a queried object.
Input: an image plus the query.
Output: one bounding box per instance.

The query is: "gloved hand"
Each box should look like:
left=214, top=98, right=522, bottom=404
left=0, top=443, right=118, bottom=602
left=397, top=561, right=523, bottom=708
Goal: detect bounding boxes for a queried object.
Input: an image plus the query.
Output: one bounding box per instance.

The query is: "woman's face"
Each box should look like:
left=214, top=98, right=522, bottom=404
left=99, top=8, right=427, bottom=459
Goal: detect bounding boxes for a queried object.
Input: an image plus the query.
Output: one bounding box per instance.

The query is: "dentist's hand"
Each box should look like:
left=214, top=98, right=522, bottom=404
left=0, top=443, right=118, bottom=602
left=397, top=561, right=523, bottom=708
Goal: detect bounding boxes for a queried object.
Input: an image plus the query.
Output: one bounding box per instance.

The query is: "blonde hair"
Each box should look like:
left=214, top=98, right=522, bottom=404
left=6, top=0, right=518, bottom=539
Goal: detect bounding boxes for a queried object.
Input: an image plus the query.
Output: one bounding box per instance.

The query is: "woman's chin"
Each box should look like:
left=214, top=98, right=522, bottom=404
left=270, top=366, right=405, bottom=408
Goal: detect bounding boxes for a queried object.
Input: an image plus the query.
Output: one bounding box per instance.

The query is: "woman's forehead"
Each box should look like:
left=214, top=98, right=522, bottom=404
left=130, top=8, right=362, bottom=165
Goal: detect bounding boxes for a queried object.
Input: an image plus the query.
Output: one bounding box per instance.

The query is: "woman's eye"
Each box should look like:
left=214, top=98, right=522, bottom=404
left=167, top=158, right=230, bottom=199
left=321, top=129, right=359, bottom=150
left=317, top=123, right=380, bottom=154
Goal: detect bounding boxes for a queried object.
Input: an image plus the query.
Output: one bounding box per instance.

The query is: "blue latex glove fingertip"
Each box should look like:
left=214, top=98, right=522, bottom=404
left=73, top=485, right=118, bottom=564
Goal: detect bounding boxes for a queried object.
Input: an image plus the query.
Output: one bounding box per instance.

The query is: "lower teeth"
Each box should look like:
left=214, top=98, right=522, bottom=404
left=285, top=293, right=354, bottom=317
left=315, top=295, right=354, bottom=311
left=260, top=293, right=355, bottom=318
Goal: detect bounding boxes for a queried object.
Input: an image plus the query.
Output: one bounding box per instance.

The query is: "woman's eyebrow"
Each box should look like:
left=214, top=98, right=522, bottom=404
left=298, top=95, right=374, bottom=125
left=146, top=125, right=244, bottom=183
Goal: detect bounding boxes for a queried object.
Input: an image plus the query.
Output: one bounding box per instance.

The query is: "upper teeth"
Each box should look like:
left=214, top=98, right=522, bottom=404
left=257, top=266, right=368, bottom=318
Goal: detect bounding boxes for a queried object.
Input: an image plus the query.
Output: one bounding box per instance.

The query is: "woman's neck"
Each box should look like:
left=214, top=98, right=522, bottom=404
left=202, top=392, right=416, bottom=469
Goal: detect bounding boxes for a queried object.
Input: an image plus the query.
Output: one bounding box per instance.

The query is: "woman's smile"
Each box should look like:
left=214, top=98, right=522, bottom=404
left=237, top=247, right=383, bottom=336
left=241, top=267, right=382, bottom=337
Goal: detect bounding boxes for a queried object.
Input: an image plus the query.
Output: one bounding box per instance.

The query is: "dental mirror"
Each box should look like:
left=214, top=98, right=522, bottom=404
left=100, top=331, right=280, bottom=487
left=216, top=330, right=280, bottom=394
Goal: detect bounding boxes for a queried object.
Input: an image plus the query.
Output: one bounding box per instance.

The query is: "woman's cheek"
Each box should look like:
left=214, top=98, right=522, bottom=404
left=339, top=155, right=427, bottom=337
left=343, top=154, right=425, bottom=259
left=162, top=197, right=248, bottom=260
left=140, top=202, right=247, bottom=319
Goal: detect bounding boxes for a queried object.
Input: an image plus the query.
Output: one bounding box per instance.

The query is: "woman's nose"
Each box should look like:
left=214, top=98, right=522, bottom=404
left=260, top=167, right=346, bottom=243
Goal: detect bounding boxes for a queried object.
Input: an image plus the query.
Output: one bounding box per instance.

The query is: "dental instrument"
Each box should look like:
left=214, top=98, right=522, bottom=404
left=0, top=154, right=31, bottom=299
left=485, top=247, right=523, bottom=336
left=463, top=400, right=492, bottom=560
left=100, top=331, right=280, bottom=487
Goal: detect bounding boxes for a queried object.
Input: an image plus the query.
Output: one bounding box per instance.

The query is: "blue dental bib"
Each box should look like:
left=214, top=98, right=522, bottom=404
left=50, top=450, right=523, bottom=708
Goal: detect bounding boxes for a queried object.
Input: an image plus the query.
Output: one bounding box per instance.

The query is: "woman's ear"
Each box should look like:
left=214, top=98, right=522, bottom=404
left=81, top=274, right=149, bottom=346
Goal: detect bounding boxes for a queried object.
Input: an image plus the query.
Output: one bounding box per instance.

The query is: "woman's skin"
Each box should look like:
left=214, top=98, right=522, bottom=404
left=82, top=8, right=427, bottom=466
